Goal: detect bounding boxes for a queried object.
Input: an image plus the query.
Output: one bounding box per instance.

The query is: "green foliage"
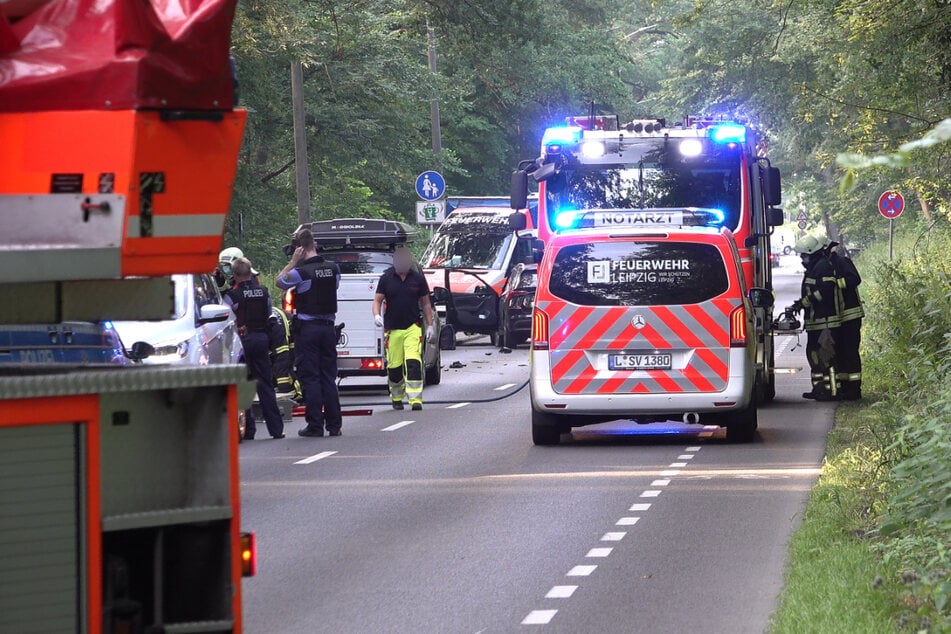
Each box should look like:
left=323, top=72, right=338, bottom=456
left=855, top=230, right=951, bottom=631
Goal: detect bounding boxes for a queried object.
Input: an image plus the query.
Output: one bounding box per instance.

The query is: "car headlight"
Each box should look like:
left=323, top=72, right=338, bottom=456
left=152, top=341, right=189, bottom=359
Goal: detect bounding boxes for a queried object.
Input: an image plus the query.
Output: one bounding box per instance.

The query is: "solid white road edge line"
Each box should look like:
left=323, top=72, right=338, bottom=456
left=381, top=420, right=415, bottom=432
left=293, top=451, right=337, bottom=465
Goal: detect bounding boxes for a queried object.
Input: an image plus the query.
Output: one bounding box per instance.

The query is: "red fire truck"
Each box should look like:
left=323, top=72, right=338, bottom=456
left=0, top=1, right=254, bottom=632
left=511, top=114, right=785, bottom=400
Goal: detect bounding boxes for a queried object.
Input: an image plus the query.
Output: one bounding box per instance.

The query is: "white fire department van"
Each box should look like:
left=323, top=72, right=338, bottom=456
left=528, top=209, right=774, bottom=445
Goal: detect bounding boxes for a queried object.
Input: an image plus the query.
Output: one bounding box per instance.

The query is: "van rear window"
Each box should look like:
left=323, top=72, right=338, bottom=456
left=548, top=241, right=729, bottom=306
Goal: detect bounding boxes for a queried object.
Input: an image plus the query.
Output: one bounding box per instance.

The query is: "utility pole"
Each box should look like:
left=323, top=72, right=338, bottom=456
left=291, top=61, right=312, bottom=224
left=426, top=20, right=442, bottom=158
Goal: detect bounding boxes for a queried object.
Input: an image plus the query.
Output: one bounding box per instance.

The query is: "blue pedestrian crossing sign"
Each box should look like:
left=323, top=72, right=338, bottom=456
left=415, top=171, right=445, bottom=201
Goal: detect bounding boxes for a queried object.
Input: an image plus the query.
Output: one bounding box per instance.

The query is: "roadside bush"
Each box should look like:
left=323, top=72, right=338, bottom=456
left=854, top=225, right=951, bottom=631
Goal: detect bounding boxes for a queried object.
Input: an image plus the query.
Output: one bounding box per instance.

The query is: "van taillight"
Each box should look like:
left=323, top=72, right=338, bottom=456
left=241, top=532, right=256, bottom=577
left=283, top=290, right=294, bottom=313
left=730, top=305, right=747, bottom=347
left=532, top=309, right=549, bottom=350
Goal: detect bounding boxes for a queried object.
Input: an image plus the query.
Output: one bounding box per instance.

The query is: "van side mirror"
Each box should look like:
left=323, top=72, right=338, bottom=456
left=128, top=341, right=155, bottom=361
left=510, top=171, right=529, bottom=210
left=767, top=208, right=785, bottom=227
left=748, top=287, right=774, bottom=309
left=509, top=212, right=527, bottom=232
left=198, top=303, right=231, bottom=324
left=762, top=166, right=782, bottom=207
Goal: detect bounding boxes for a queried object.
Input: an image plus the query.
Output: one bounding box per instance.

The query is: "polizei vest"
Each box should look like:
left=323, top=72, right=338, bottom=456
left=227, top=281, right=271, bottom=331
left=294, top=256, right=339, bottom=316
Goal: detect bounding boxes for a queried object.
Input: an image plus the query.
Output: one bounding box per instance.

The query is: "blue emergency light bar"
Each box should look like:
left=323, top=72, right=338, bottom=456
left=554, top=208, right=726, bottom=231
left=710, top=123, right=747, bottom=144
left=542, top=125, right=583, bottom=150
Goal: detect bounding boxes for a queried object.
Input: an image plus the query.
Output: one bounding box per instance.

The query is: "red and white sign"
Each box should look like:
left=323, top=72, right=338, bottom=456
left=878, top=191, right=904, bottom=219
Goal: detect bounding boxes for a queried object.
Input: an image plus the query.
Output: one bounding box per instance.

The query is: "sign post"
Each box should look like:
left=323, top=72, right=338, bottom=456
left=878, top=190, right=904, bottom=260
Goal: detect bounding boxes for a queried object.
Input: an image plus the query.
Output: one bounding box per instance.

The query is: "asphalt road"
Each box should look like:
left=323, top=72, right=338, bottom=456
left=239, top=256, right=833, bottom=633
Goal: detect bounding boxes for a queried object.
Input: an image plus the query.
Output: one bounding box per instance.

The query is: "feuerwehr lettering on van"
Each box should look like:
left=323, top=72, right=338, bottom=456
left=587, top=258, right=691, bottom=284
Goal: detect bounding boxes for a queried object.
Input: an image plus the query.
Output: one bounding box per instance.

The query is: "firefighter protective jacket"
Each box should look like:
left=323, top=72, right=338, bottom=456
left=800, top=254, right=838, bottom=332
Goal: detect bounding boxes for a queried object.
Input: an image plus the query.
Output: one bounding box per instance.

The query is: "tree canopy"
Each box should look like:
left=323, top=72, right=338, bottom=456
left=229, top=0, right=951, bottom=269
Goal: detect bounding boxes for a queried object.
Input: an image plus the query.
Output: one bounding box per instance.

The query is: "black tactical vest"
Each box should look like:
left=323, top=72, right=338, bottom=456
left=227, top=281, right=271, bottom=331
left=294, top=256, right=339, bottom=316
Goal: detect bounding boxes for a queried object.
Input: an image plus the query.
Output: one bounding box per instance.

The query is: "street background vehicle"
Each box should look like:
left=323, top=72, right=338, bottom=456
left=0, top=321, right=127, bottom=365
left=113, top=273, right=242, bottom=366
left=283, top=218, right=442, bottom=386
left=422, top=197, right=541, bottom=346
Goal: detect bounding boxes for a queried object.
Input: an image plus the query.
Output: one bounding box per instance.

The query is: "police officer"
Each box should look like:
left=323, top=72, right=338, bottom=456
left=276, top=229, right=343, bottom=437
left=828, top=244, right=864, bottom=400
left=225, top=258, right=285, bottom=439
left=792, top=235, right=839, bottom=401
left=372, top=247, right=435, bottom=411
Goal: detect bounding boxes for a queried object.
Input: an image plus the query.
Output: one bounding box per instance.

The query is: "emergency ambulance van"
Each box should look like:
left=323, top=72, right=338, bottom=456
left=528, top=209, right=773, bottom=445
left=422, top=197, right=540, bottom=344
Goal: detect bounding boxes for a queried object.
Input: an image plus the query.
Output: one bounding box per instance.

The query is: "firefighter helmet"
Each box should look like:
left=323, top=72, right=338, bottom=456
left=218, top=246, right=244, bottom=264
left=793, top=235, right=825, bottom=255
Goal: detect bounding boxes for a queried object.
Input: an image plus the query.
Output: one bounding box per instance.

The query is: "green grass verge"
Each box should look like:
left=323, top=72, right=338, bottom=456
left=770, top=401, right=903, bottom=634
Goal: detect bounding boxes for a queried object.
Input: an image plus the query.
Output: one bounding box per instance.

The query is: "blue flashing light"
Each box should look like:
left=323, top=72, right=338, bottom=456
left=708, top=208, right=725, bottom=225
left=554, top=210, right=579, bottom=229
left=710, top=123, right=746, bottom=144
left=542, top=126, right=583, bottom=148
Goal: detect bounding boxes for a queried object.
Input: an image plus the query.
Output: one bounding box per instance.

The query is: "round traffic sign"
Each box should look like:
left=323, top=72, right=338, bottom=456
left=415, top=171, right=445, bottom=201
left=878, top=190, right=904, bottom=219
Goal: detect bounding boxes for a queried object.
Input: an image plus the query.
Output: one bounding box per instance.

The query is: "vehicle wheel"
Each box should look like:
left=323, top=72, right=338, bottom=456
left=439, top=324, right=456, bottom=351
left=425, top=348, right=442, bottom=386
left=532, top=409, right=563, bottom=446
left=726, top=399, right=758, bottom=443
left=783, top=245, right=792, bottom=255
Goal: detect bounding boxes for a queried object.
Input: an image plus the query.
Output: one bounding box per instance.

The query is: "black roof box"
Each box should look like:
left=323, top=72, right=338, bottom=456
left=291, top=217, right=418, bottom=250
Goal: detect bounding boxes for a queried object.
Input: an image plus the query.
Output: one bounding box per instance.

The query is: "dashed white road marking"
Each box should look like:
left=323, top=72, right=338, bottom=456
left=522, top=610, right=558, bottom=625
left=494, top=383, right=517, bottom=391
left=566, top=565, right=597, bottom=576
left=446, top=402, right=471, bottom=409
left=601, top=532, right=626, bottom=541
left=545, top=586, right=577, bottom=599
left=669, top=462, right=688, bottom=467
left=640, top=490, right=661, bottom=498
left=381, top=420, right=415, bottom=432
left=629, top=503, right=652, bottom=511
left=677, top=454, right=695, bottom=460
left=686, top=446, right=701, bottom=452
left=660, top=469, right=680, bottom=477
left=651, top=479, right=671, bottom=487
left=294, top=451, right=337, bottom=465
left=586, top=547, right=613, bottom=558
left=616, top=517, right=641, bottom=526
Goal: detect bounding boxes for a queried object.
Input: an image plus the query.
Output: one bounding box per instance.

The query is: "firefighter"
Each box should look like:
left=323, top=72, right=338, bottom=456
left=215, top=246, right=259, bottom=292
left=372, top=247, right=435, bottom=411
left=276, top=229, right=343, bottom=437
left=268, top=305, right=301, bottom=400
left=828, top=244, right=864, bottom=400
left=792, top=235, right=839, bottom=401
left=224, top=258, right=285, bottom=439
